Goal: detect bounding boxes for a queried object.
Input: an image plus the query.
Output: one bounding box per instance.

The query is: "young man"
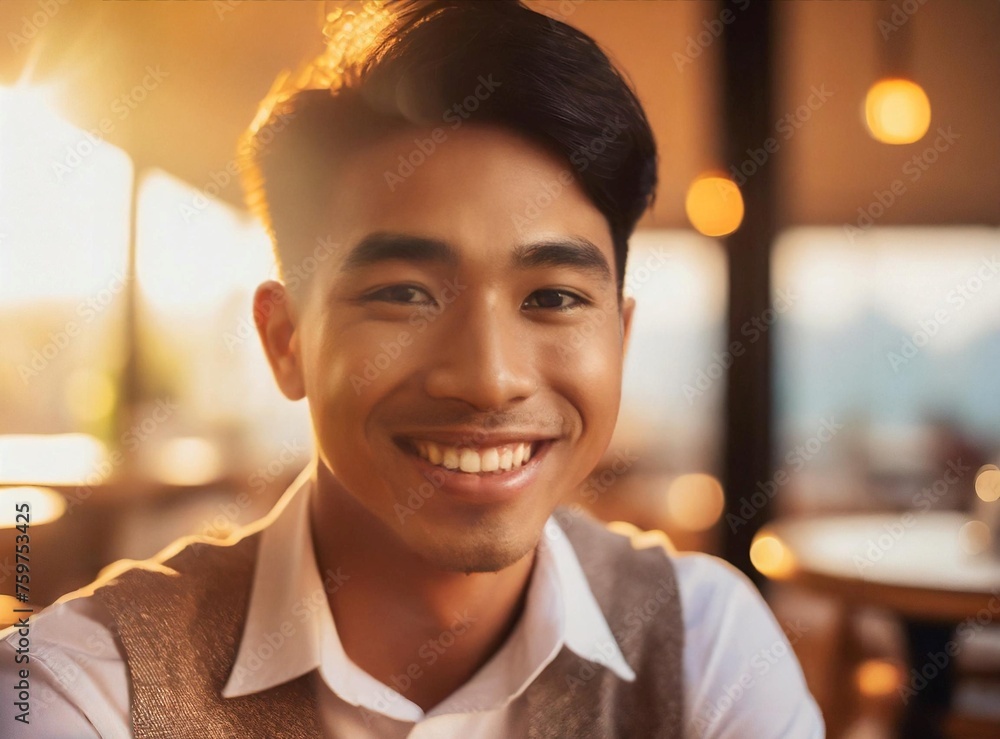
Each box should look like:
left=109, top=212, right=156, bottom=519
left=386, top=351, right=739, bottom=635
left=2, top=1, right=823, bottom=736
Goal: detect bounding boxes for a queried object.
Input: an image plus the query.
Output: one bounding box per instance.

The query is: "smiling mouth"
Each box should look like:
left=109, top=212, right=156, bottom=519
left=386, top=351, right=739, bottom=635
left=400, top=439, right=547, bottom=474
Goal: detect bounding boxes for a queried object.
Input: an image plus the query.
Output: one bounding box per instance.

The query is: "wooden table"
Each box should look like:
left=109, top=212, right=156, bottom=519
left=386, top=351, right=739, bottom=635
left=758, top=512, right=1000, bottom=738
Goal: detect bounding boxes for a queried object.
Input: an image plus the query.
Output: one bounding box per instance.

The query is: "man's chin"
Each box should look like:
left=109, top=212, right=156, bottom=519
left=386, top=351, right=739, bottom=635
left=428, top=546, right=534, bottom=576
left=405, top=514, right=540, bottom=574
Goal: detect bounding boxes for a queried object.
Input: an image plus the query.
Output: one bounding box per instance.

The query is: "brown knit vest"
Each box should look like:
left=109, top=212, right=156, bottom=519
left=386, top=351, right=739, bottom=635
left=94, top=507, right=684, bottom=738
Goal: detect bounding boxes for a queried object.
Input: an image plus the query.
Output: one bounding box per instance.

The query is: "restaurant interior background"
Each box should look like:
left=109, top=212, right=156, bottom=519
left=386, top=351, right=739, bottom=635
left=0, top=0, right=998, bottom=736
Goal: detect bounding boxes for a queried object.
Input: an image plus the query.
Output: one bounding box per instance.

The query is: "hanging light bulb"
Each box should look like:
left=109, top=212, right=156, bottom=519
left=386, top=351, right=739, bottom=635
left=685, top=173, right=744, bottom=237
left=864, top=78, right=931, bottom=145
left=749, top=533, right=796, bottom=579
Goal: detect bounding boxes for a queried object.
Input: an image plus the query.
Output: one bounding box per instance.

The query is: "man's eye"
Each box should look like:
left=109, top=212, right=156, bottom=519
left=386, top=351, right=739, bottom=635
left=522, top=289, right=586, bottom=311
left=366, top=285, right=434, bottom=304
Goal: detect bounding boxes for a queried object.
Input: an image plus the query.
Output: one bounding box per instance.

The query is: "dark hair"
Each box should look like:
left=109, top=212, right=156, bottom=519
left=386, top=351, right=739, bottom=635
left=241, top=0, right=658, bottom=295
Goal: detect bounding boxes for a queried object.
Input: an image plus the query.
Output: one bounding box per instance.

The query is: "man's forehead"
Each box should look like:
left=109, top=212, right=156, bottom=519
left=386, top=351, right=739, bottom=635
left=330, top=126, right=607, bottom=228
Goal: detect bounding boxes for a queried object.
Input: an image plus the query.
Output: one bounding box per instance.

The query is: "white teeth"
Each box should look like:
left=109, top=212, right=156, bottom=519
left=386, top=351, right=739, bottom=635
left=512, top=444, right=525, bottom=467
left=499, top=448, right=513, bottom=471
left=412, top=440, right=540, bottom=473
left=459, top=448, right=481, bottom=473
left=427, top=443, right=443, bottom=465
left=481, top=448, right=500, bottom=472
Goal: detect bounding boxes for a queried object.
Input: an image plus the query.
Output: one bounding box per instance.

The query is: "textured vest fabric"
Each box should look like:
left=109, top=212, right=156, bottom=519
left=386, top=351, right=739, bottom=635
left=94, top=507, right=684, bottom=738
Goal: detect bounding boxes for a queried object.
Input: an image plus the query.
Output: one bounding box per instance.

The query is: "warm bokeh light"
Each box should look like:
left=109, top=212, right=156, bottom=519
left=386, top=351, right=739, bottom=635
left=975, top=465, right=1000, bottom=503
left=150, top=437, right=223, bottom=486
left=750, top=533, right=796, bottom=579
left=864, top=78, right=931, bottom=145
left=684, top=174, right=744, bottom=237
left=607, top=520, right=675, bottom=553
left=0, top=434, right=109, bottom=485
left=958, top=519, right=991, bottom=556
left=322, top=3, right=392, bottom=69
left=855, top=659, right=902, bottom=698
left=665, top=473, right=725, bottom=532
left=0, top=486, right=67, bottom=527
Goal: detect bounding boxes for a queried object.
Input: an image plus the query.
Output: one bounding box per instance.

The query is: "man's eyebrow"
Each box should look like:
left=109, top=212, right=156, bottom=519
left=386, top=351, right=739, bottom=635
left=339, top=231, right=613, bottom=283
left=512, top=237, right=614, bottom=283
left=339, top=232, right=459, bottom=272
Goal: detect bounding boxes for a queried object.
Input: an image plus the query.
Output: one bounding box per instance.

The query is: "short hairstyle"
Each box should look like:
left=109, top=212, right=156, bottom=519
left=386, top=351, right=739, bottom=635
left=240, top=0, right=658, bottom=295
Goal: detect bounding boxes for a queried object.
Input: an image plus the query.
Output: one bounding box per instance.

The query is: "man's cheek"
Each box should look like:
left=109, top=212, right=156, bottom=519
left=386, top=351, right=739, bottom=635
left=555, top=332, right=623, bottom=385
left=335, top=330, right=426, bottom=397
left=317, top=419, right=383, bottom=496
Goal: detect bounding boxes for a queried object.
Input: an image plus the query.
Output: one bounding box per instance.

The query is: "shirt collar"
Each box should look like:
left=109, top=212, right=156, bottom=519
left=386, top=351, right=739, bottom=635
left=222, top=465, right=324, bottom=698
left=543, top=516, right=636, bottom=683
left=222, top=469, right=635, bottom=718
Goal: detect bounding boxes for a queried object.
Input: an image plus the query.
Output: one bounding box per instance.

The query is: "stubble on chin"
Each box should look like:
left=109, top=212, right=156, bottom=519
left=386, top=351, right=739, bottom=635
left=413, top=514, right=541, bottom=575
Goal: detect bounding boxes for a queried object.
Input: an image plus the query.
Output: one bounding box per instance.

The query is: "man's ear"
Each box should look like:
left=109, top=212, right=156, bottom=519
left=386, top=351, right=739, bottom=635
left=253, top=281, right=306, bottom=401
left=620, top=294, right=637, bottom=358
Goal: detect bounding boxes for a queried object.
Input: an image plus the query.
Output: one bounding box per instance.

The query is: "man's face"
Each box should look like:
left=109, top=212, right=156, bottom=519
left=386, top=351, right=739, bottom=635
left=280, top=124, right=634, bottom=573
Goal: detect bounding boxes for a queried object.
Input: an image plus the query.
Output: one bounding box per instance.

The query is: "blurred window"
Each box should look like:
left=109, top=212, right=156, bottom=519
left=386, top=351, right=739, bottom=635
left=773, top=226, right=1000, bottom=514
left=0, top=88, right=131, bottom=442
left=134, top=169, right=312, bottom=479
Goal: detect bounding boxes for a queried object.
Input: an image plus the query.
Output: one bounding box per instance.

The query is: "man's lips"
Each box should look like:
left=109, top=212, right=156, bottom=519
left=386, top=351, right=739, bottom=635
left=396, top=437, right=556, bottom=505
left=395, top=435, right=555, bottom=475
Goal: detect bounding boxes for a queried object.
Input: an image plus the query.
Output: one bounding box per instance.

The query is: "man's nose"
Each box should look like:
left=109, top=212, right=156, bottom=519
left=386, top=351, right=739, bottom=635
left=423, top=298, right=537, bottom=411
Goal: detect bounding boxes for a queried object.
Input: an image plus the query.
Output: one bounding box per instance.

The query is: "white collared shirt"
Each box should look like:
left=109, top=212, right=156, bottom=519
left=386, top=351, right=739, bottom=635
left=221, top=467, right=635, bottom=737
left=0, top=468, right=824, bottom=738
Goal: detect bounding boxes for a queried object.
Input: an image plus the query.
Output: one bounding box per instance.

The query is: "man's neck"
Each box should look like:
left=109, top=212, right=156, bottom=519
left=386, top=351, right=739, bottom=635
left=308, top=466, right=538, bottom=712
